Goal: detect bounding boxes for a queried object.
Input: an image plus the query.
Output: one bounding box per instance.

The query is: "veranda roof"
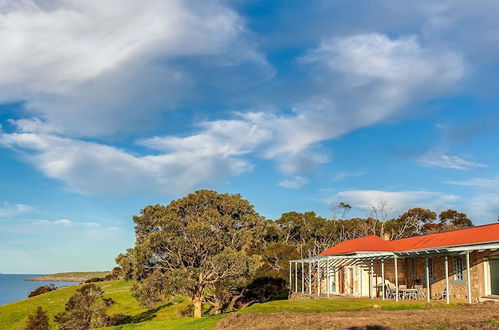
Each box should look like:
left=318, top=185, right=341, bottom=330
left=312, top=223, right=499, bottom=260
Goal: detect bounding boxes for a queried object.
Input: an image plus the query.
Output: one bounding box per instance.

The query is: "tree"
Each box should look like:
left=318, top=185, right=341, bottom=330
left=439, top=209, right=473, bottom=229
left=330, top=202, right=352, bottom=220
left=368, top=201, right=392, bottom=238
left=25, top=306, right=49, bottom=330
left=54, top=284, right=116, bottom=329
left=131, top=190, right=265, bottom=318
left=28, top=284, right=57, bottom=298
left=389, top=208, right=437, bottom=239
left=115, top=250, right=135, bottom=280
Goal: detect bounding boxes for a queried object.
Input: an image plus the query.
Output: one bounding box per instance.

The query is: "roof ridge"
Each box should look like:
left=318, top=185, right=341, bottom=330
left=391, top=223, right=499, bottom=242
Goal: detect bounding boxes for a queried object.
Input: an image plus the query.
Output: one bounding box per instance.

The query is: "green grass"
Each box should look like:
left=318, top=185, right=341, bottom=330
left=0, top=280, right=225, bottom=330
left=239, top=298, right=460, bottom=314
left=0, top=281, right=463, bottom=330
left=0, top=281, right=140, bottom=330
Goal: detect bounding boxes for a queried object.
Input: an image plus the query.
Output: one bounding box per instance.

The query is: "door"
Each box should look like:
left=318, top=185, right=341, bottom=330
left=490, top=259, right=499, bottom=295
left=329, top=269, right=336, bottom=293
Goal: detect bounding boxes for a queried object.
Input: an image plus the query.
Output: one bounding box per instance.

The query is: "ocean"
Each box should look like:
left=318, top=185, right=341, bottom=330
left=0, top=274, right=79, bottom=306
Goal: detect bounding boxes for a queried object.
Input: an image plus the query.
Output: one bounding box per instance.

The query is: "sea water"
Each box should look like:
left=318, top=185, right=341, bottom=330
left=0, top=274, right=79, bottom=305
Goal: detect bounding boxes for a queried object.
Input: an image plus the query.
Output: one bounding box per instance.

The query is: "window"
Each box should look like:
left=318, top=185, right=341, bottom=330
left=428, top=258, right=434, bottom=281
left=411, top=258, right=417, bottom=277
left=454, top=256, right=464, bottom=282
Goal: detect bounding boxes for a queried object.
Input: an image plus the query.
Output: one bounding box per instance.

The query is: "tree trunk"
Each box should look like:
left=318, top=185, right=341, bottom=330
left=193, top=297, right=203, bottom=318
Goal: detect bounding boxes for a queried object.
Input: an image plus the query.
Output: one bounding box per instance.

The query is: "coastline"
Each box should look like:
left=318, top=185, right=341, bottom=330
left=25, top=271, right=110, bottom=282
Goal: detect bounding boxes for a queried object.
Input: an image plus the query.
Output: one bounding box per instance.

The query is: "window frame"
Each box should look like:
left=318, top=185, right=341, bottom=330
left=428, top=258, right=434, bottom=282
left=453, top=255, right=465, bottom=284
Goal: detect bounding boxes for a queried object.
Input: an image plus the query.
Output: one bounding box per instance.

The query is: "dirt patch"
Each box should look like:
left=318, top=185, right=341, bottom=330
left=216, top=304, right=499, bottom=329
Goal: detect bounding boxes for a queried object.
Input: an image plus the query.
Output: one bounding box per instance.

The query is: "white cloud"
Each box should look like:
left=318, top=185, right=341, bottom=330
left=329, top=190, right=458, bottom=214
left=0, top=0, right=264, bottom=137
left=333, top=170, right=365, bottom=181
left=446, top=176, right=499, bottom=188
left=0, top=33, right=466, bottom=195
left=464, top=193, right=499, bottom=223
left=32, top=218, right=100, bottom=228
left=0, top=202, right=32, bottom=218
left=415, top=149, right=486, bottom=170
left=278, top=176, right=309, bottom=189
left=0, top=130, right=251, bottom=195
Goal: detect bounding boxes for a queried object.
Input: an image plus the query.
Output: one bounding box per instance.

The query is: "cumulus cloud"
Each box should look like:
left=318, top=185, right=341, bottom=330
left=0, top=202, right=32, bottom=218
left=415, top=149, right=486, bottom=170
left=328, top=190, right=458, bottom=214
left=0, top=0, right=265, bottom=137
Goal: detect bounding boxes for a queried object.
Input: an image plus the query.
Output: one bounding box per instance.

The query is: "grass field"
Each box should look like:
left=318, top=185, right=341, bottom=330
left=239, top=297, right=455, bottom=314
left=0, top=280, right=224, bottom=330
left=0, top=281, right=466, bottom=330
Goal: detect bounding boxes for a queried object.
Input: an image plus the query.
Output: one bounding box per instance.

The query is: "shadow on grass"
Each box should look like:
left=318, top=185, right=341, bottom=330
left=123, top=301, right=179, bottom=324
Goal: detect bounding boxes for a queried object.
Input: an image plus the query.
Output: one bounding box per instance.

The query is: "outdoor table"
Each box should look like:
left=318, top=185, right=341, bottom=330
left=400, top=288, right=419, bottom=300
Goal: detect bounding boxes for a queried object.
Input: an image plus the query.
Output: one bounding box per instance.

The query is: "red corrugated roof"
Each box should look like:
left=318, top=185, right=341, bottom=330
left=319, top=223, right=499, bottom=256
left=318, top=235, right=393, bottom=256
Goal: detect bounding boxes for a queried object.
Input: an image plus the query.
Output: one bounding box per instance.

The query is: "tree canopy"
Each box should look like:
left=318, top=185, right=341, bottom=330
left=129, top=190, right=265, bottom=317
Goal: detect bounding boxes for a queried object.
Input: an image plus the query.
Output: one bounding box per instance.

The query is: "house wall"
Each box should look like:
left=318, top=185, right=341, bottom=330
left=333, top=250, right=499, bottom=302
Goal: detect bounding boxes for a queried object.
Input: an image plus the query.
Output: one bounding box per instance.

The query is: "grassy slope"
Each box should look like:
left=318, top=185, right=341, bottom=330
left=0, top=281, right=461, bottom=330
left=28, top=271, right=111, bottom=281
left=0, top=281, right=223, bottom=330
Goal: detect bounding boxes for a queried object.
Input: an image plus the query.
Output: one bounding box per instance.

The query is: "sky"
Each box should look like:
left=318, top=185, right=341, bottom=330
left=1, top=0, right=499, bottom=273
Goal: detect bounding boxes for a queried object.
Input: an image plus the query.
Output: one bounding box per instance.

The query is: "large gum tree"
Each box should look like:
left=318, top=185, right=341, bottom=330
left=131, top=190, right=265, bottom=317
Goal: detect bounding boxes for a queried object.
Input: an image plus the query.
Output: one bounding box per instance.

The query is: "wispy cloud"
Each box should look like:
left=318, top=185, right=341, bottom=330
left=446, top=177, right=499, bottom=188
left=32, top=218, right=100, bottom=228
left=278, top=176, right=309, bottom=189
left=415, top=149, right=486, bottom=170
left=333, top=170, right=365, bottom=181
left=0, top=202, right=32, bottom=218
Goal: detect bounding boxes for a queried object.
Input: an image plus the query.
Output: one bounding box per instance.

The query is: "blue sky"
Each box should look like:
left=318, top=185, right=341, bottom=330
left=1, top=0, right=499, bottom=273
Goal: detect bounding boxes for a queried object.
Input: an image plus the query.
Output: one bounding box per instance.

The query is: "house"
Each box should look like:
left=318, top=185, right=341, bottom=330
left=289, top=223, right=499, bottom=303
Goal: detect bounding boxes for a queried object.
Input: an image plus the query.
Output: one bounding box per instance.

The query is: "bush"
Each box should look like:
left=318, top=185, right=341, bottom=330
left=104, top=267, right=123, bottom=281
left=240, top=277, right=287, bottom=306
left=54, top=284, right=116, bottom=329
left=84, top=277, right=105, bottom=283
left=28, top=284, right=57, bottom=298
left=25, top=306, right=49, bottom=330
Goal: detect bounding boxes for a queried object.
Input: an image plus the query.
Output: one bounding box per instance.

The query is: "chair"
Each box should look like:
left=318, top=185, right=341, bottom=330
left=385, top=283, right=397, bottom=299
left=413, top=285, right=424, bottom=300
left=435, top=288, right=448, bottom=301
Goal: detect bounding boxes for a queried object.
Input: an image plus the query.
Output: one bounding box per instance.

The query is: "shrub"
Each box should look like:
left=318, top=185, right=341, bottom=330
left=25, top=306, right=49, bottom=330
left=240, top=277, right=287, bottom=306
left=54, top=284, right=115, bottom=329
left=84, top=277, right=105, bottom=283
left=28, top=284, right=57, bottom=298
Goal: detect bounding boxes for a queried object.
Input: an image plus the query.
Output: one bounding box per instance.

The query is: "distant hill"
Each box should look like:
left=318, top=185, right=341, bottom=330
left=27, top=271, right=110, bottom=282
